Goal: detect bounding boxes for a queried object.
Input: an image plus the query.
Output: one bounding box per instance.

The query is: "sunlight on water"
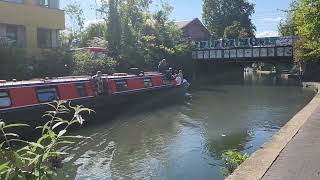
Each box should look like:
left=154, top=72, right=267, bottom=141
left=55, top=73, right=315, bottom=180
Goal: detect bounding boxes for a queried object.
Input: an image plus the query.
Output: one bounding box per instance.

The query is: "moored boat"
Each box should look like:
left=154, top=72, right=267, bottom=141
left=0, top=71, right=185, bottom=125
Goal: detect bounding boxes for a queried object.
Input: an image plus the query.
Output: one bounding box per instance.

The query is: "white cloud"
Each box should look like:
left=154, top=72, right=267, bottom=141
left=262, top=17, right=283, bottom=22
left=256, top=31, right=279, bottom=37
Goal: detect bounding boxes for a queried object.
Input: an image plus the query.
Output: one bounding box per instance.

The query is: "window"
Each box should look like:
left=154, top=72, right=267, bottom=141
left=144, top=78, right=153, bottom=88
left=36, top=87, right=58, bottom=103
left=37, top=28, right=52, bottom=48
left=6, top=25, right=18, bottom=46
left=76, top=83, right=87, bottom=97
left=115, top=80, right=128, bottom=92
left=39, top=0, right=49, bottom=7
left=0, top=91, right=11, bottom=108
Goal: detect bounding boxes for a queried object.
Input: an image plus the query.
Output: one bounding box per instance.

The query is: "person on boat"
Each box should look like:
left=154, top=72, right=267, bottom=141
left=92, top=71, right=104, bottom=95
left=178, top=70, right=184, bottom=80
left=158, top=59, right=168, bottom=73
left=175, top=75, right=182, bottom=86
left=165, top=68, right=175, bottom=81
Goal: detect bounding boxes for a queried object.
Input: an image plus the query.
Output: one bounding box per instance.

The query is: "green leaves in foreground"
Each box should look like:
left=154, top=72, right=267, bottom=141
left=0, top=100, right=93, bottom=180
left=223, top=151, right=248, bottom=177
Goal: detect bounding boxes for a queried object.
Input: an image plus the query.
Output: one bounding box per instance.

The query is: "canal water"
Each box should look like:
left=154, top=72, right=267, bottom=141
left=55, top=72, right=315, bottom=180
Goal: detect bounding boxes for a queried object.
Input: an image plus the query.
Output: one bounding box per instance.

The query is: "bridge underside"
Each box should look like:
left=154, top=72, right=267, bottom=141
left=194, top=56, right=293, bottom=64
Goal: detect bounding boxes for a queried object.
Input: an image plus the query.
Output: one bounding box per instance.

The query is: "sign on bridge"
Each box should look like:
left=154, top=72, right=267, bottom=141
left=194, top=36, right=295, bottom=49
left=192, top=36, right=294, bottom=61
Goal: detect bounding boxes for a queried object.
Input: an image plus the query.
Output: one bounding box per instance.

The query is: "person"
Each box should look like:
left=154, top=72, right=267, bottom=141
left=92, top=71, right=104, bottom=95
left=158, top=59, right=168, bottom=73
left=178, top=70, right=184, bottom=80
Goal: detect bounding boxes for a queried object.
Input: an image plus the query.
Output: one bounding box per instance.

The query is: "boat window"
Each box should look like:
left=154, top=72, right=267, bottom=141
left=76, top=83, right=88, bottom=97
left=36, top=87, right=59, bottom=103
left=0, top=91, right=11, bottom=108
left=144, top=78, right=153, bottom=88
left=115, top=80, right=128, bottom=92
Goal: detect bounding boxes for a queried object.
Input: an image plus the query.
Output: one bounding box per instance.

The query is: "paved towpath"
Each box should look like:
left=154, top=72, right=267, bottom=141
left=262, top=103, right=320, bottom=180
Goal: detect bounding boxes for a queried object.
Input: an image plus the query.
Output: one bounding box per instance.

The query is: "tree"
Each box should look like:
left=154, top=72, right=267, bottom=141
left=64, top=3, right=85, bottom=47
left=93, top=0, right=190, bottom=71
left=80, top=22, right=107, bottom=47
left=203, top=0, right=256, bottom=38
left=105, top=0, right=122, bottom=57
left=278, top=13, right=296, bottom=36
left=291, top=0, right=320, bottom=62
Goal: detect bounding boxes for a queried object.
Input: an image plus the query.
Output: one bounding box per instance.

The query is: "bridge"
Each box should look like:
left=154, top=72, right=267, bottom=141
left=192, top=36, right=294, bottom=63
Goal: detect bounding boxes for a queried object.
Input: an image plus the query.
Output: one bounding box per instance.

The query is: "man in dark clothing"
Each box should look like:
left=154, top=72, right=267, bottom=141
left=158, top=59, right=168, bottom=73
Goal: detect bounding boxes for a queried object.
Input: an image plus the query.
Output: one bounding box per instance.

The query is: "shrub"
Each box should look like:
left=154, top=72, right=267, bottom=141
left=32, top=49, right=73, bottom=78
left=0, top=48, right=73, bottom=80
left=71, top=51, right=117, bottom=76
left=0, top=47, right=28, bottom=80
left=223, top=151, right=248, bottom=177
left=0, top=101, right=93, bottom=179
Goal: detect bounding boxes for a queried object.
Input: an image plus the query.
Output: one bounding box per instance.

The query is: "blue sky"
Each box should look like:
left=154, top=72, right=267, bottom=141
left=61, top=0, right=293, bottom=37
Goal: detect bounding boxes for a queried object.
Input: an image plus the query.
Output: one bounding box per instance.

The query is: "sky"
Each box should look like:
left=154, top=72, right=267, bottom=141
left=61, top=0, right=293, bottom=37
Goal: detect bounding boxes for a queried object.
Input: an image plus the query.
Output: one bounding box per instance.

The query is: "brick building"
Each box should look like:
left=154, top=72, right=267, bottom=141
left=175, top=18, right=211, bottom=42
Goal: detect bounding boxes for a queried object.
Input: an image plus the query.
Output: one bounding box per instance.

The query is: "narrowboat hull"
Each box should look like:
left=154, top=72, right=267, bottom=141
left=0, top=85, right=185, bottom=128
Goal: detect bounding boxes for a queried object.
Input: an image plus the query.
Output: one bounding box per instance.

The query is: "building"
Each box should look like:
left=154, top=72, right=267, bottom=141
left=0, top=0, right=65, bottom=52
left=175, top=18, right=211, bottom=42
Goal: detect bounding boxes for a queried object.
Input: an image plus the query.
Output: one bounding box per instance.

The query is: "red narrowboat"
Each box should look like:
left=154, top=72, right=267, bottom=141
left=0, top=72, right=185, bottom=125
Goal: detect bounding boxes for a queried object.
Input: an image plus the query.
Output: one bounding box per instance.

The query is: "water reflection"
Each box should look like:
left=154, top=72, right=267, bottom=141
left=205, top=130, right=250, bottom=160
left=244, top=71, right=300, bottom=86
left=55, top=73, right=315, bottom=180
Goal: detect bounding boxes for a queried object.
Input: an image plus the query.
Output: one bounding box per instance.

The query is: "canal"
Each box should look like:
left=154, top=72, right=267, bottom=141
left=55, top=72, right=315, bottom=180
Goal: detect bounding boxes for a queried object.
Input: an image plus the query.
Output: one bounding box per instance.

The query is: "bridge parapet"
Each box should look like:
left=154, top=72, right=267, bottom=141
left=192, top=36, right=295, bottom=62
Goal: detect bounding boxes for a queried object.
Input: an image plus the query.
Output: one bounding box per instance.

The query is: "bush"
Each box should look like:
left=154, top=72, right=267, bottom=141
left=223, top=151, right=248, bottom=177
left=0, top=47, right=28, bottom=80
left=71, top=51, right=117, bottom=76
left=32, top=49, right=73, bottom=78
left=0, top=48, right=73, bottom=80
left=0, top=101, right=93, bottom=179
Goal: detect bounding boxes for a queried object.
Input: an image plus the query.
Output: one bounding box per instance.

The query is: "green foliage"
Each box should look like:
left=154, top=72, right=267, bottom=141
left=278, top=15, right=296, bottom=36
left=32, top=49, right=73, bottom=78
left=292, top=0, right=320, bottom=62
left=71, top=51, right=117, bottom=76
left=92, top=0, right=189, bottom=71
left=223, top=21, right=251, bottom=39
left=80, top=22, right=107, bottom=47
left=64, top=3, right=85, bottom=47
left=0, top=47, right=28, bottom=80
left=223, top=151, right=248, bottom=177
left=105, top=0, right=122, bottom=57
left=0, top=101, right=93, bottom=179
left=203, top=0, right=256, bottom=38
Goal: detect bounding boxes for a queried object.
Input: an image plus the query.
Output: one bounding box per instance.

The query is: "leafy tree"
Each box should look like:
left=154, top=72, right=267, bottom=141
left=80, top=22, right=107, bottom=47
left=291, top=0, right=320, bottom=62
left=278, top=15, right=296, bottom=36
left=64, top=3, right=85, bottom=47
left=203, top=0, right=256, bottom=38
left=105, top=0, right=122, bottom=57
left=223, top=21, right=251, bottom=39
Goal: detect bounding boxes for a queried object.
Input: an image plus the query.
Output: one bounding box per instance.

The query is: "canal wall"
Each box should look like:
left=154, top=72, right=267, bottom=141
left=226, top=82, right=320, bottom=180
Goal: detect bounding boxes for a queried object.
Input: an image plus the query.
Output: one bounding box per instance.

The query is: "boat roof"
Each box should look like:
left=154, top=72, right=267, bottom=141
left=0, top=72, right=164, bottom=88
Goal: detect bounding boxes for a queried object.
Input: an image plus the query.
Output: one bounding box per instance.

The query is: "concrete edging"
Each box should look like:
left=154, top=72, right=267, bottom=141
left=226, top=82, right=320, bottom=180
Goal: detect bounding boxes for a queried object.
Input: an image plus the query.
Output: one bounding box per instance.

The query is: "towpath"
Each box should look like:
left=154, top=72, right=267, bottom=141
left=262, top=102, right=320, bottom=180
